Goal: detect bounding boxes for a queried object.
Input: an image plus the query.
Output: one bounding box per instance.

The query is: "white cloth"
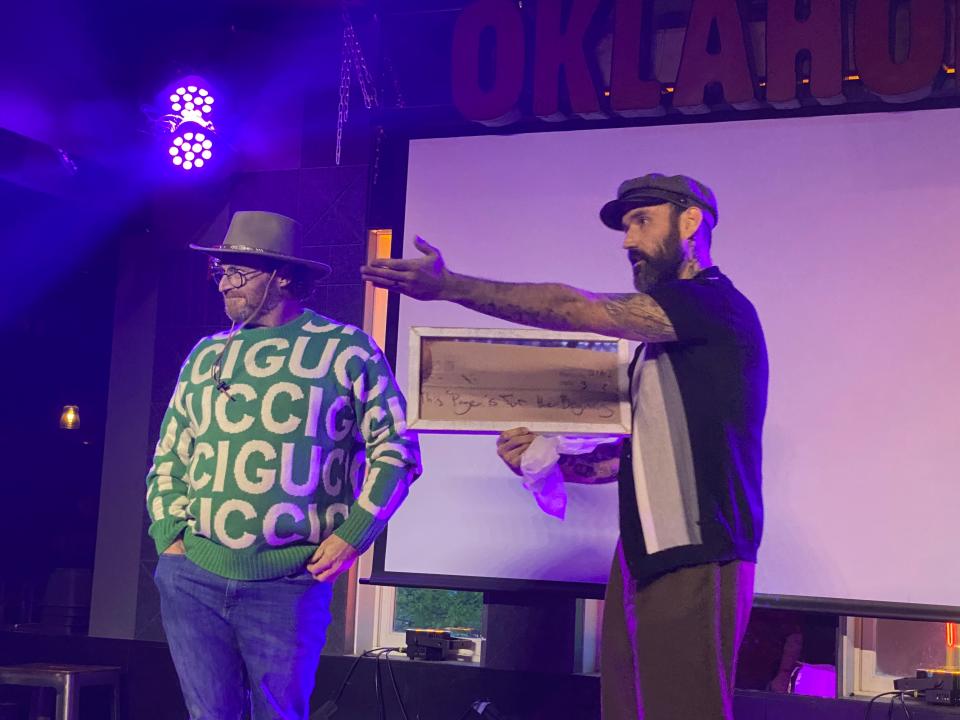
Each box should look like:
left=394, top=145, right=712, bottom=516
left=520, top=435, right=620, bottom=519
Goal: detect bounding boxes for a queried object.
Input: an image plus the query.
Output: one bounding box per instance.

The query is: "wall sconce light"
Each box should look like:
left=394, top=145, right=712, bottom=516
left=59, top=405, right=80, bottom=430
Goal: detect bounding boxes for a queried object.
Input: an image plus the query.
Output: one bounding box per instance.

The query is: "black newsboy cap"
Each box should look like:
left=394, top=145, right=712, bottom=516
left=599, top=173, right=719, bottom=230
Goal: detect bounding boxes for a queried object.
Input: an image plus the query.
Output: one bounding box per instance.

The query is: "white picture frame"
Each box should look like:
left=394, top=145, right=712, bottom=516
left=406, top=326, right=632, bottom=435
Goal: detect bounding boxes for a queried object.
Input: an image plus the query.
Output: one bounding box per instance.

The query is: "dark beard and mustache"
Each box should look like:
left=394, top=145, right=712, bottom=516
left=629, top=221, right=684, bottom=293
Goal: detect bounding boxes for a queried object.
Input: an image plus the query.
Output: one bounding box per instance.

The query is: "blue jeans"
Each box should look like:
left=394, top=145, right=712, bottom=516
left=154, top=555, right=333, bottom=720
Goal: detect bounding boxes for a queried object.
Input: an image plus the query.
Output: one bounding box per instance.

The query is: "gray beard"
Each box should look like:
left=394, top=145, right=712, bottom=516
left=224, top=282, right=283, bottom=324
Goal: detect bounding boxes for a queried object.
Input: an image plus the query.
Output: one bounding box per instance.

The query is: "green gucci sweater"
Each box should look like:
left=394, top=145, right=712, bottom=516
left=145, top=310, right=422, bottom=580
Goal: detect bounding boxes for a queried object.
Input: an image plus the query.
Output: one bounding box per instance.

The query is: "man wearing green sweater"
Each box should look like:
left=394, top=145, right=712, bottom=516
left=147, top=211, right=421, bottom=720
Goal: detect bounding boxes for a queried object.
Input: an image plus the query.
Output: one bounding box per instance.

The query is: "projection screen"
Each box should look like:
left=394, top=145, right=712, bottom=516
left=370, top=108, right=960, bottom=616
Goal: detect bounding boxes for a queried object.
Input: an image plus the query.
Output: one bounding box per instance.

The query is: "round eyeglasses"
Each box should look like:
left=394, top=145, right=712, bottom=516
left=209, top=265, right=265, bottom=289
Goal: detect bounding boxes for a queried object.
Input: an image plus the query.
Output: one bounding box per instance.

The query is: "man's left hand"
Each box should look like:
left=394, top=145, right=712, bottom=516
left=360, top=236, right=449, bottom=300
left=306, top=535, right=360, bottom=582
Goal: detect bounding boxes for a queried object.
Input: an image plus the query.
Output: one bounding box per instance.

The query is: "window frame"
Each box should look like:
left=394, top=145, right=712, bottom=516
left=839, top=616, right=954, bottom=698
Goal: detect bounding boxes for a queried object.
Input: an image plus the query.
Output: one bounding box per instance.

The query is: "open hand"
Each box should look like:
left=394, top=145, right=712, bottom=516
left=306, top=534, right=360, bottom=582
left=496, top=427, right=538, bottom=476
left=360, top=236, right=449, bottom=300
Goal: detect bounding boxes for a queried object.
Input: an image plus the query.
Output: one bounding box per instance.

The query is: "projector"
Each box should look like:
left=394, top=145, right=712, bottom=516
left=404, top=629, right=475, bottom=661
left=895, top=669, right=960, bottom=705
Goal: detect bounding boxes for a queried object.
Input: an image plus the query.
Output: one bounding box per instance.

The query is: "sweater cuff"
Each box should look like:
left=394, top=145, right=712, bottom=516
left=334, top=505, right=388, bottom=554
left=149, top=517, right=188, bottom=556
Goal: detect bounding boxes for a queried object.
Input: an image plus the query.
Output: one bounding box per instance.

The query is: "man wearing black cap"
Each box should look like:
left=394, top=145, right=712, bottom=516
left=361, top=174, right=767, bottom=720
left=148, top=211, right=422, bottom=720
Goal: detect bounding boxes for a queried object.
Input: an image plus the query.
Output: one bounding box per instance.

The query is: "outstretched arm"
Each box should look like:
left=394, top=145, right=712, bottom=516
left=361, top=237, right=677, bottom=343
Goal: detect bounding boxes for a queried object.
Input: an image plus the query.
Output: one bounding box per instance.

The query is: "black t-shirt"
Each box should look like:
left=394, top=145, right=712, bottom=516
left=617, top=266, right=768, bottom=586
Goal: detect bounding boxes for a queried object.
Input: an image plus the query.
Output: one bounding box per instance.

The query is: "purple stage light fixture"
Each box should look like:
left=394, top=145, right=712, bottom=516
left=169, top=86, right=215, bottom=117
left=168, top=128, right=214, bottom=169
left=156, top=77, right=217, bottom=173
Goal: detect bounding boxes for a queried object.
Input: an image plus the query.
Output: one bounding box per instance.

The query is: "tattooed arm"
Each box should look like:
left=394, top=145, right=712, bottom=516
left=447, top=277, right=675, bottom=343
left=360, top=237, right=677, bottom=343
left=557, top=440, right=623, bottom=484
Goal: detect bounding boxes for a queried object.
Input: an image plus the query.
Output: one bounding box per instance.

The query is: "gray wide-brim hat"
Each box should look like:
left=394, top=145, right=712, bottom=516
left=599, top=173, right=719, bottom=231
left=190, top=210, right=332, bottom=278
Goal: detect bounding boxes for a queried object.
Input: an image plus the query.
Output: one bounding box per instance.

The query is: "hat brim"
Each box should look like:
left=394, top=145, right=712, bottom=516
left=599, top=194, right=718, bottom=231
left=599, top=197, right=674, bottom=230
left=189, top=244, right=332, bottom=279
